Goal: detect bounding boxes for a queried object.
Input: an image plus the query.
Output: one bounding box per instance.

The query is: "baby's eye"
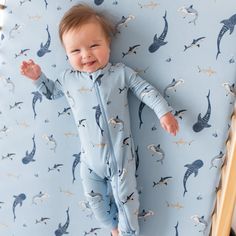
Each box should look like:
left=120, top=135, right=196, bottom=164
left=71, top=49, right=80, bottom=53
left=91, top=44, right=99, bottom=48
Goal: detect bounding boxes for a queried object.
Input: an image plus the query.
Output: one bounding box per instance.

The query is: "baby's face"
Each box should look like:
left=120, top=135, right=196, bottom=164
left=62, top=21, right=110, bottom=73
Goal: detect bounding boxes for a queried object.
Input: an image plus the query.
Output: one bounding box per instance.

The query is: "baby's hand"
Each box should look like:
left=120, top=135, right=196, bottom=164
left=160, top=112, right=179, bottom=136
left=20, top=59, right=41, bottom=80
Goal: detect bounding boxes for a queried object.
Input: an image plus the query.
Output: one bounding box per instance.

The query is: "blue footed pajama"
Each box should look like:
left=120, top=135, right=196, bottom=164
left=35, top=62, right=172, bottom=236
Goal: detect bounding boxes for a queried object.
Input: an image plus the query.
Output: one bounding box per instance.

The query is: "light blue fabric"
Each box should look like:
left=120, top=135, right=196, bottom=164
left=1, top=1, right=236, bottom=236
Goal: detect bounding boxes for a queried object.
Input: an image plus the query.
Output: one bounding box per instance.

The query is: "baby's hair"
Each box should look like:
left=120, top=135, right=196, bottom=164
left=59, top=3, right=115, bottom=45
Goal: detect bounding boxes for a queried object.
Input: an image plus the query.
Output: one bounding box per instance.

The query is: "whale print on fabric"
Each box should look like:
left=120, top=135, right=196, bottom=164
left=22, top=135, right=36, bottom=164
left=216, top=13, right=236, bottom=59
left=183, top=159, right=204, bottom=197
left=93, top=105, right=104, bottom=136
left=54, top=208, right=70, bottom=236
left=94, top=0, right=104, bottom=6
left=32, top=91, right=42, bottom=119
left=37, top=25, right=51, bottom=57
left=192, top=90, right=211, bottom=132
left=72, top=153, right=81, bottom=183
left=12, top=193, right=26, bottom=221
left=148, top=11, right=168, bottom=53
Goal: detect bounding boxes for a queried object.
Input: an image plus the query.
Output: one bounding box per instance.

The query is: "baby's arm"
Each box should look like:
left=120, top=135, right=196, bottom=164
left=20, top=59, right=64, bottom=100
left=124, top=65, right=179, bottom=136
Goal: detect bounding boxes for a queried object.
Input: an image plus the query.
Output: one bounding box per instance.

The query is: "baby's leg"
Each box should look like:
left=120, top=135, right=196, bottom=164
left=80, top=162, right=118, bottom=231
left=111, top=157, right=140, bottom=236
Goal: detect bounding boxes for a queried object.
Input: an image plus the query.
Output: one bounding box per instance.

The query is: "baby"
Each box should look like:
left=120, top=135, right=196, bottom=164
left=20, top=4, right=179, bottom=236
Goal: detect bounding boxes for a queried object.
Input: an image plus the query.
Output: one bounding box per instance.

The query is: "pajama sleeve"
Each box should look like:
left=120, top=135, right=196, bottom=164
left=33, top=71, right=66, bottom=100
left=124, top=65, right=172, bottom=119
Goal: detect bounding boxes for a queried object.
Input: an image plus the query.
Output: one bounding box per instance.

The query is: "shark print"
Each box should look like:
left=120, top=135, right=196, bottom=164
left=222, top=82, right=236, bottom=96
left=42, top=134, right=57, bottom=152
left=12, top=193, right=26, bottom=221
left=192, top=90, right=211, bottom=132
left=210, top=151, right=224, bottom=169
left=147, top=144, right=165, bottom=164
left=35, top=217, right=50, bottom=225
left=178, top=5, right=198, bottom=25
left=184, top=37, right=205, bottom=51
left=2, top=153, right=16, bottom=160
left=138, top=1, right=159, bottom=9
left=94, top=0, right=104, bottom=6
left=32, top=91, right=42, bottom=119
left=109, top=116, right=124, bottom=130
left=41, top=81, right=54, bottom=100
left=138, top=101, right=146, bottom=129
left=43, top=0, right=48, bottom=9
left=9, top=101, right=23, bottom=109
left=58, top=107, right=71, bottom=117
left=32, top=191, right=49, bottom=205
left=121, top=192, right=135, bottom=204
left=174, top=109, right=187, bottom=120
left=37, top=25, right=51, bottom=57
left=122, top=44, right=141, bottom=58
left=148, top=11, right=168, bottom=53
left=88, top=190, right=104, bottom=202
left=54, top=208, right=70, bottom=236
left=216, top=13, right=236, bottom=59
left=163, top=79, right=184, bottom=98
left=153, top=176, right=173, bottom=187
left=84, top=227, right=101, bottom=235
left=22, top=135, right=36, bottom=164
left=138, top=209, right=154, bottom=221
left=3, top=77, right=15, bottom=93
left=72, top=153, right=81, bottom=183
left=48, top=164, right=63, bottom=172
left=92, top=105, right=104, bottom=136
left=115, top=15, right=135, bottom=33
left=175, top=221, right=179, bottom=236
left=183, top=159, right=204, bottom=196
left=15, top=48, right=30, bottom=58
left=191, top=215, right=208, bottom=234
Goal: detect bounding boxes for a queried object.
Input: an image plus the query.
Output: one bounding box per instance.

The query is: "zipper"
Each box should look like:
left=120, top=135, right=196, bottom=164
left=94, top=79, right=133, bottom=233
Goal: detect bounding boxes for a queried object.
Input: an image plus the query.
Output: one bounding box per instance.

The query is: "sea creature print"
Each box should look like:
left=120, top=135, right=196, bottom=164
left=166, top=202, right=184, bottom=209
left=147, top=144, right=165, bottom=164
left=122, top=44, right=141, bottom=58
left=153, top=176, right=173, bottom=187
left=121, top=192, right=134, bottom=204
left=15, top=48, right=30, bottom=58
left=115, top=15, right=135, bottom=33
left=66, top=91, right=75, bottom=107
left=42, top=134, right=57, bottom=152
left=138, top=209, right=154, bottom=221
left=197, top=66, right=216, bottom=77
left=216, top=13, right=236, bottom=59
left=94, top=0, right=104, bottom=6
left=44, top=0, right=48, bottom=9
left=12, top=193, right=26, bottom=221
left=138, top=101, right=146, bottom=129
left=192, top=90, right=211, bottom=132
left=84, top=227, right=101, bottom=235
left=209, top=151, right=224, bottom=169
left=109, top=116, right=124, bottom=131
left=2, top=77, right=15, bottom=93
left=2, top=153, right=16, bottom=160
left=37, top=25, right=51, bottom=57
left=35, top=217, right=50, bottom=225
left=138, top=1, right=159, bottom=9
left=175, top=221, right=179, bottom=236
left=32, top=91, right=42, bottom=119
left=148, top=11, right=168, bottom=53
left=87, top=190, right=104, bottom=203
left=22, top=135, right=36, bottom=164
left=183, top=159, right=204, bottom=197
left=72, top=153, right=81, bottom=183
left=41, top=81, right=54, bottom=100
left=32, top=191, right=49, bottom=205
left=222, top=82, right=236, bottom=96
left=184, top=37, right=205, bottom=51
left=191, top=215, right=208, bottom=234
left=174, top=109, right=187, bottom=120
left=48, top=164, right=63, bottom=172
left=9, top=101, right=23, bottom=110
left=58, top=107, right=71, bottom=117
left=54, top=208, right=70, bottom=236
left=93, top=105, right=104, bottom=136
left=163, top=79, right=184, bottom=98
left=178, top=5, right=198, bottom=25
